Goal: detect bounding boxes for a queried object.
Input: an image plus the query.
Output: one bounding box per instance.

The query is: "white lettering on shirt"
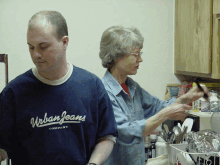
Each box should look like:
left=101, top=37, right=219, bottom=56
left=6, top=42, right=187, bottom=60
left=30, top=111, right=86, bottom=128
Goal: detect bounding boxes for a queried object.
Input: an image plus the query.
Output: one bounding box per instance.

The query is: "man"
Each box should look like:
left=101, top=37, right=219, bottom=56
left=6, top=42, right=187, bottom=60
left=0, top=11, right=117, bottom=165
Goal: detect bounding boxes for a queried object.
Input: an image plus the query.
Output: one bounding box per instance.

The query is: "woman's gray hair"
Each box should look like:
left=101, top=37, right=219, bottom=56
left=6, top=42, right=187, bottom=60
left=99, top=26, right=144, bottom=69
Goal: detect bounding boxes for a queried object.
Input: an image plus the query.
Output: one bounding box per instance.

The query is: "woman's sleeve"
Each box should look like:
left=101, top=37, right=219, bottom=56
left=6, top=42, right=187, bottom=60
left=138, top=85, right=176, bottom=119
left=106, top=92, right=146, bottom=146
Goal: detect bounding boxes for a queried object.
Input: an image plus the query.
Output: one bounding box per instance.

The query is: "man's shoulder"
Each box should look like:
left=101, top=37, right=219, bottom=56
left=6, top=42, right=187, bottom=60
left=1, top=69, right=35, bottom=95
left=70, top=66, right=106, bottom=95
left=8, top=69, right=34, bottom=86
left=72, top=65, right=100, bottom=82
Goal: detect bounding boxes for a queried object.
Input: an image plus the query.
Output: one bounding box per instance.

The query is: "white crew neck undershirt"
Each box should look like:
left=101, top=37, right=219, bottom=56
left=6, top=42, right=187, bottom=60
left=32, top=62, right=73, bottom=86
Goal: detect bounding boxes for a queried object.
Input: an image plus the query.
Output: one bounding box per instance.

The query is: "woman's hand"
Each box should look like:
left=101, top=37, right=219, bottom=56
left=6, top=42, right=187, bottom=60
left=175, top=86, right=210, bottom=105
left=161, top=103, right=192, bottom=121
left=143, top=103, right=192, bottom=136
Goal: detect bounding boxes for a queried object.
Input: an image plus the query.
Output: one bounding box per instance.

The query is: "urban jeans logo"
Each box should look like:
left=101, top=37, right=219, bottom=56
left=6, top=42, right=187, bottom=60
left=30, top=111, right=86, bottom=128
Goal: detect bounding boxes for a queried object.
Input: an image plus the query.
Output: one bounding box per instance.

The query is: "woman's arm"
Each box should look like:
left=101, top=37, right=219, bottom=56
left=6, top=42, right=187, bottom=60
left=139, top=83, right=210, bottom=136
left=142, top=103, right=191, bottom=136
left=141, top=85, right=211, bottom=136
left=175, top=86, right=210, bottom=104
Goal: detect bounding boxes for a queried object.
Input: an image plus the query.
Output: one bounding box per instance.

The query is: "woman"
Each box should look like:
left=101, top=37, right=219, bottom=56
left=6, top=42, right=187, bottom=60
left=99, top=26, right=209, bottom=165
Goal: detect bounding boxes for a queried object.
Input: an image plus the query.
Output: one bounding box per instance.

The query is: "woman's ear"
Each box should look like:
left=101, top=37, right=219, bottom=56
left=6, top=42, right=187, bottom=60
left=61, top=36, right=69, bottom=50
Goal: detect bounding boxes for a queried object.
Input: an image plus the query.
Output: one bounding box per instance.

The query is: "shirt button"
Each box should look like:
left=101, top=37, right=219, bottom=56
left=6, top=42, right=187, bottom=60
left=138, top=154, right=141, bottom=157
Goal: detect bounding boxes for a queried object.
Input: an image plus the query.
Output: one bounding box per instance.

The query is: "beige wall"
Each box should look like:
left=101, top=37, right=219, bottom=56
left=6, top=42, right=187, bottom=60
left=0, top=0, right=179, bottom=100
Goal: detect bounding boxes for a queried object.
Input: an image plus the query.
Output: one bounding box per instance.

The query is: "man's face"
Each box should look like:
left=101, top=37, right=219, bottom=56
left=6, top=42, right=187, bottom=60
left=27, top=18, right=65, bottom=73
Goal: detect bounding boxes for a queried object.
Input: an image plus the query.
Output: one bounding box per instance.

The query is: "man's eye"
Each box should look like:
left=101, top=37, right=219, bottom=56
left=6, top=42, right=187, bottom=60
left=40, top=46, right=48, bottom=50
left=30, top=47, right=34, bottom=50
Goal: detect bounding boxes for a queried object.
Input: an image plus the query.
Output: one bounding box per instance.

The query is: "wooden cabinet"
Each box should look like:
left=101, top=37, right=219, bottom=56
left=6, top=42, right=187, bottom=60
left=174, top=0, right=220, bottom=79
left=212, top=0, right=220, bottom=78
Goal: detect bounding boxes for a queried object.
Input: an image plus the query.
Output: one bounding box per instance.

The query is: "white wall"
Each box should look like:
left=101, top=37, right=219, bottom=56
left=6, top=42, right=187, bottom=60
left=0, top=0, right=179, bottom=100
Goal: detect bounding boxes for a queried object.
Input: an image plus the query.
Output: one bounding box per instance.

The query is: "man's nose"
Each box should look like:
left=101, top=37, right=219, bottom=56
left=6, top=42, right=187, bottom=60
left=33, top=49, right=42, bottom=58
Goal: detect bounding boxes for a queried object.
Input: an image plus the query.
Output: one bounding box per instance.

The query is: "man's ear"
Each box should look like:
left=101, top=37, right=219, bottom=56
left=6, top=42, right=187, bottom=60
left=61, top=36, right=69, bottom=50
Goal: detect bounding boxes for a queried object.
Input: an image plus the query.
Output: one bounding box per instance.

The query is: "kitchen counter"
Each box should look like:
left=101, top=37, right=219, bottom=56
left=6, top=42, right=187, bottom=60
left=188, top=111, right=213, bottom=131
left=189, top=111, right=213, bottom=117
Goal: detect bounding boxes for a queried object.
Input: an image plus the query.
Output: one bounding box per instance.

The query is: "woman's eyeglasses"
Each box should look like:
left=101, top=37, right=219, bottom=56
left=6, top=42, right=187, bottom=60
left=130, top=52, right=143, bottom=57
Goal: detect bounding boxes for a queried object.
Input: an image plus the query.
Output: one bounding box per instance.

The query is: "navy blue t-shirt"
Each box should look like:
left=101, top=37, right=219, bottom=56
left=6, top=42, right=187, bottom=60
left=0, top=65, right=117, bottom=165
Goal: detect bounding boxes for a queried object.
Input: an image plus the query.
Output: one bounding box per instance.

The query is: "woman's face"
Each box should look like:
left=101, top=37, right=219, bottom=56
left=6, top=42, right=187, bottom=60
left=114, top=48, right=143, bottom=76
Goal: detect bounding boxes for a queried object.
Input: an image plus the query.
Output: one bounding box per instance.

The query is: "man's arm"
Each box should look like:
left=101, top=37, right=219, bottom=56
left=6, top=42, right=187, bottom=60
left=88, top=78, right=118, bottom=165
left=0, top=88, right=16, bottom=160
left=88, top=139, right=114, bottom=165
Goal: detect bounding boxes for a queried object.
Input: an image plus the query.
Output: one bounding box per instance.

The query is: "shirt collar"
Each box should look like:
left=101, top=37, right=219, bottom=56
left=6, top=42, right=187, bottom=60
left=32, top=62, right=73, bottom=86
left=103, top=70, right=136, bottom=96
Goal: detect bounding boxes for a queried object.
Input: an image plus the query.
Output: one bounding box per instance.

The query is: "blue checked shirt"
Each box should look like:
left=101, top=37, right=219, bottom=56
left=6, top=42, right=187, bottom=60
left=102, top=70, right=175, bottom=165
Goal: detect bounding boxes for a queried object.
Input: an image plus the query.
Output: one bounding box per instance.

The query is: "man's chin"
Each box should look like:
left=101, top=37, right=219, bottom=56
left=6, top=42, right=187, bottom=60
left=35, top=64, right=48, bottom=72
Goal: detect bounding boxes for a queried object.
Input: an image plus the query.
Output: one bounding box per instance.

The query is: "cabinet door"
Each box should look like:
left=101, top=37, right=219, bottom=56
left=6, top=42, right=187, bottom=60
left=212, top=0, right=220, bottom=79
left=175, top=0, right=213, bottom=76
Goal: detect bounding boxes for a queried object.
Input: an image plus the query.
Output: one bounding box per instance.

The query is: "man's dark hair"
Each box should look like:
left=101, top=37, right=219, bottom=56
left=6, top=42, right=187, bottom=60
left=28, top=11, right=68, bottom=41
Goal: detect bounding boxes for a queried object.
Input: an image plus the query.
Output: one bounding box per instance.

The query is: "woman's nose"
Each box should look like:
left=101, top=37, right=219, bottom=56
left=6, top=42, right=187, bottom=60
left=138, top=56, right=143, bottom=62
